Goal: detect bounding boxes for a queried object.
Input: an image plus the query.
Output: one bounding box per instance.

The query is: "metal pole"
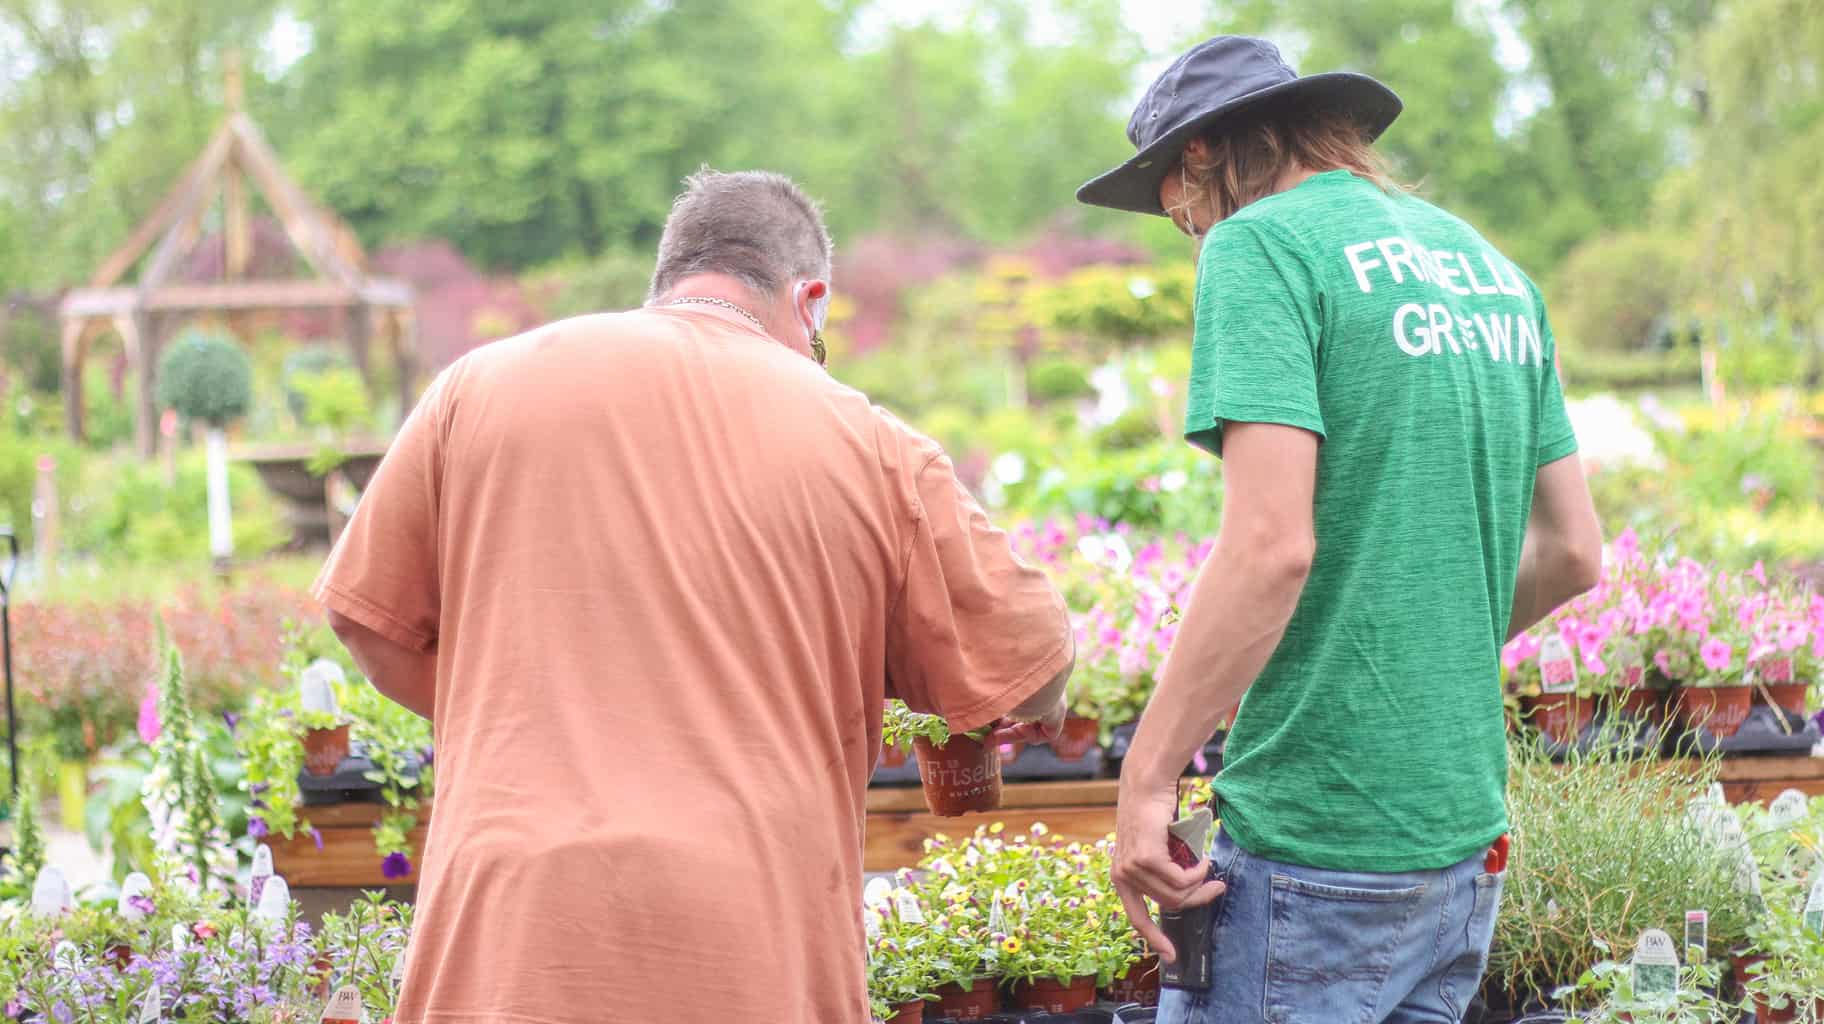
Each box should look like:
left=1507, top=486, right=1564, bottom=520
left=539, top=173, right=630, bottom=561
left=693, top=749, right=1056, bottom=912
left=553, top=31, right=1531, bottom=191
left=1, top=530, right=16, bottom=798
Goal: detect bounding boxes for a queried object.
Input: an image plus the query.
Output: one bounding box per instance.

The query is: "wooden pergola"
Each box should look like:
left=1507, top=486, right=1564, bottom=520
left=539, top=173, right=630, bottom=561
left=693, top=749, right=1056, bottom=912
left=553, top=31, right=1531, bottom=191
left=58, top=69, right=416, bottom=456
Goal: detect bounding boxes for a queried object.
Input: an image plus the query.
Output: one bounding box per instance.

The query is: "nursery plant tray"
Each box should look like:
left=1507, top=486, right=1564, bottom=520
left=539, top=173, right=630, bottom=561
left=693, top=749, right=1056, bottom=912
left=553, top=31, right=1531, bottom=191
left=1107, top=723, right=1224, bottom=776
left=999, top=744, right=1105, bottom=782
left=296, top=749, right=426, bottom=806
left=870, top=755, right=923, bottom=787
left=1672, top=705, right=1821, bottom=758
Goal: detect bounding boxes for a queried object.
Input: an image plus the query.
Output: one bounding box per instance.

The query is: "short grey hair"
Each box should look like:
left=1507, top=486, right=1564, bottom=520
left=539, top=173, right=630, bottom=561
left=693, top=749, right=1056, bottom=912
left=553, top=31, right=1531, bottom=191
left=648, top=168, right=834, bottom=301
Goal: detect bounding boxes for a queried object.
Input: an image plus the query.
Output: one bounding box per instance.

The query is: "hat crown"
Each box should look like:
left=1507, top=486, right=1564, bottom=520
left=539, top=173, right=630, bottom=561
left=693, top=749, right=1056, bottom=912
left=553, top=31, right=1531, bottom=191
left=1126, top=35, right=1300, bottom=150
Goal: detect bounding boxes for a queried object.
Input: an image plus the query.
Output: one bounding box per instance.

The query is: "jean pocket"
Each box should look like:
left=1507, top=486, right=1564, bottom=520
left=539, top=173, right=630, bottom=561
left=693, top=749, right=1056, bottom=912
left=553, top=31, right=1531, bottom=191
left=1439, top=872, right=1505, bottom=1020
left=1263, top=875, right=1428, bottom=1024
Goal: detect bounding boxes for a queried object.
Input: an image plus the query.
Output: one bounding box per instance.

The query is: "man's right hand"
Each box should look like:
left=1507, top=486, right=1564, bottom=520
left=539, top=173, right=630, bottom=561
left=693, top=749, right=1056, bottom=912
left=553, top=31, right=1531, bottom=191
left=989, top=694, right=1067, bottom=747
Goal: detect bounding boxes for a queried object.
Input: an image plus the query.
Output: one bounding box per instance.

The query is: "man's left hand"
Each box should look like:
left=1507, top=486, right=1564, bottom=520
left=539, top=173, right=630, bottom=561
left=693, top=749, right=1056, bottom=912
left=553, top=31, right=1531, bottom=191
left=1113, top=779, right=1225, bottom=963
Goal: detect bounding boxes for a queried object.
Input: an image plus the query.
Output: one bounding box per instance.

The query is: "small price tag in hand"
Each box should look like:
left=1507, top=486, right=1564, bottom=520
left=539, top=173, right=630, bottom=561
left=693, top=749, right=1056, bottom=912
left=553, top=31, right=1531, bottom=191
left=1160, top=805, right=1216, bottom=992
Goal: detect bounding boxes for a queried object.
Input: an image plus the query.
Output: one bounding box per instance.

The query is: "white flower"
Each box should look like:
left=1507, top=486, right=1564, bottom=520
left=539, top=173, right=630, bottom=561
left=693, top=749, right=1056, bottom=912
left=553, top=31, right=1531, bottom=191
left=1127, top=276, right=1157, bottom=300
left=1160, top=469, right=1189, bottom=493
left=992, top=452, right=1027, bottom=486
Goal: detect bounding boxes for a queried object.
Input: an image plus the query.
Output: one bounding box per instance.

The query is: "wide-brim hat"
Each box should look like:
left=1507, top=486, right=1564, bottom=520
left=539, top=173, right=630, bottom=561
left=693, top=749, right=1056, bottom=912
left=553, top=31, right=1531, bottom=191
left=1077, top=36, right=1402, bottom=217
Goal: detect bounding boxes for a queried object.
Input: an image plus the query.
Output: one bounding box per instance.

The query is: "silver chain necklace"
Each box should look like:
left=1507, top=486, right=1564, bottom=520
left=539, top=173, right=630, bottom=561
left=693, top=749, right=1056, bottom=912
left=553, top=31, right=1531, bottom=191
left=666, top=296, right=766, bottom=330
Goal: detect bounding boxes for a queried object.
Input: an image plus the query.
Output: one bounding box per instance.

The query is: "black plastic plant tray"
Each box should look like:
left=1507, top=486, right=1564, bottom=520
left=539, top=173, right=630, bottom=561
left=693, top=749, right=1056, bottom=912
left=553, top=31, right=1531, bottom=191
left=1671, top=704, right=1820, bottom=757
left=870, top=754, right=923, bottom=787
left=1539, top=707, right=1662, bottom=762
left=1107, top=723, right=1224, bottom=777
left=296, top=748, right=425, bottom=806
left=999, top=744, right=1104, bottom=781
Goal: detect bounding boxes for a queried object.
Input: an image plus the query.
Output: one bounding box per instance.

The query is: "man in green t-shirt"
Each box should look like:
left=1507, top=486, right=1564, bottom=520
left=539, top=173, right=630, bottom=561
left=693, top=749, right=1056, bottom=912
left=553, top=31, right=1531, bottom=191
left=1079, top=36, right=1605, bottom=1023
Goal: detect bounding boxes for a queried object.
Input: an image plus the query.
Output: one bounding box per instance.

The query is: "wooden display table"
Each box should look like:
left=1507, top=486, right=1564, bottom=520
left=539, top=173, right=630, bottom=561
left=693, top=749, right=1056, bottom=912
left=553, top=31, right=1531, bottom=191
left=268, top=755, right=1824, bottom=886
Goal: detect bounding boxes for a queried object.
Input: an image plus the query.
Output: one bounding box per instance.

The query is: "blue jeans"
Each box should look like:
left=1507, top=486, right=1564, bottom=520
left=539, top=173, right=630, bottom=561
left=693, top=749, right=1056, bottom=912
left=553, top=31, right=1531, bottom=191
left=1158, top=828, right=1505, bottom=1024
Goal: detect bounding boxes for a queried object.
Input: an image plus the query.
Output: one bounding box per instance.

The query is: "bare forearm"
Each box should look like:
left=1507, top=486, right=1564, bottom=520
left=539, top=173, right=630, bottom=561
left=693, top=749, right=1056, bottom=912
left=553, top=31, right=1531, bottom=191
left=1507, top=529, right=1597, bottom=642
left=1121, top=536, right=1310, bottom=792
left=327, top=612, right=438, bottom=719
left=1010, top=637, right=1075, bottom=721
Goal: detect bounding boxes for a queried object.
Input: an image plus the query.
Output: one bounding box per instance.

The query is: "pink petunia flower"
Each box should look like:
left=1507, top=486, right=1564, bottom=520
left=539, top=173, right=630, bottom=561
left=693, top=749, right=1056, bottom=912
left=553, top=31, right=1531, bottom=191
left=1700, top=638, right=1733, bottom=674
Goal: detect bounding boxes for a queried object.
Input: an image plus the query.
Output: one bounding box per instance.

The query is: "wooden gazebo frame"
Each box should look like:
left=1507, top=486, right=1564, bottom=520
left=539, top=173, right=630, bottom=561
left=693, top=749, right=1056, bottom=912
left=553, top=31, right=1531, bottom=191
left=58, top=71, right=416, bottom=456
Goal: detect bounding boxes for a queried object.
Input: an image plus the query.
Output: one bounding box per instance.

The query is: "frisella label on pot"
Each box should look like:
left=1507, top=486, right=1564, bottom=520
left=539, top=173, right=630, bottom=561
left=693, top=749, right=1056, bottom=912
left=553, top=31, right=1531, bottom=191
left=319, top=985, right=366, bottom=1024
left=1540, top=635, right=1577, bottom=694
left=1631, top=928, right=1679, bottom=996
left=919, top=756, right=995, bottom=791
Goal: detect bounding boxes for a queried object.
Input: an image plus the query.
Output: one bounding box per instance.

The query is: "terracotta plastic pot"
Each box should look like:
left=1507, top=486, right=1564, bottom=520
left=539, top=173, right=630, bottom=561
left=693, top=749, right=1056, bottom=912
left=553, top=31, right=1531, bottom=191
left=1050, top=716, right=1101, bottom=762
left=302, top=724, right=351, bottom=776
left=1749, top=993, right=1824, bottom=1023
left=1763, top=681, right=1811, bottom=718
left=1677, top=685, right=1753, bottom=738
left=884, top=1000, right=924, bottom=1024
left=880, top=742, right=911, bottom=769
left=107, top=943, right=133, bottom=970
left=1103, top=954, right=1161, bottom=1006
left=1614, top=687, right=1664, bottom=724
left=1519, top=692, right=1593, bottom=744
left=1013, top=975, right=1098, bottom=1014
left=931, top=978, right=998, bottom=1020
left=914, top=735, right=1002, bottom=816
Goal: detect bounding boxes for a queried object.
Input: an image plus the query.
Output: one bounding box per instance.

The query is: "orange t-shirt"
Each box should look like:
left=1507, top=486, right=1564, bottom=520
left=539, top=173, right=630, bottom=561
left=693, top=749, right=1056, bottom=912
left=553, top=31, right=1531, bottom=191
left=312, top=304, right=1072, bottom=1023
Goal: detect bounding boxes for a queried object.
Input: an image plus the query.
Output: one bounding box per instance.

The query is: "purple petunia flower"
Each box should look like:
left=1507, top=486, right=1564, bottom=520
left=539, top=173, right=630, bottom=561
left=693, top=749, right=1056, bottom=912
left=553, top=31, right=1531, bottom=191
left=248, top=817, right=269, bottom=839
left=381, top=852, right=413, bottom=879
left=127, top=894, right=156, bottom=917
left=222, top=710, right=241, bottom=734
left=310, top=827, right=324, bottom=850
left=421, top=746, right=435, bottom=767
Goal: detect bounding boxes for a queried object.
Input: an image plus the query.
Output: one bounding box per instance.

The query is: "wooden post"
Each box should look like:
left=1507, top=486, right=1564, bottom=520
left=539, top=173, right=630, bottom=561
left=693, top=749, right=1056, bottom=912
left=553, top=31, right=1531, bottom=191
left=392, top=310, right=417, bottom=413
left=60, top=318, right=87, bottom=441
left=133, top=311, right=162, bottom=458
left=345, top=302, right=372, bottom=385
left=31, top=455, right=58, bottom=573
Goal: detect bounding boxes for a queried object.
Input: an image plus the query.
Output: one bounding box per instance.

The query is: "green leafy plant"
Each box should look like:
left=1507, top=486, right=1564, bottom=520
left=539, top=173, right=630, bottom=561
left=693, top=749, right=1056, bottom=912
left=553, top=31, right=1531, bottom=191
left=882, top=699, right=993, bottom=750
left=1553, top=941, right=1730, bottom=1023
left=155, top=331, right=252, bottom=428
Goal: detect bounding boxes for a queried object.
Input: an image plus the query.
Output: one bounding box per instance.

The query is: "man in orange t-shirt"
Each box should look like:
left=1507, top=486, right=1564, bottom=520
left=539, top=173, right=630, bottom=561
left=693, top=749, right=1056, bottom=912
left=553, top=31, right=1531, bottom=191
left=313, top=169, right=1074, bottom=1022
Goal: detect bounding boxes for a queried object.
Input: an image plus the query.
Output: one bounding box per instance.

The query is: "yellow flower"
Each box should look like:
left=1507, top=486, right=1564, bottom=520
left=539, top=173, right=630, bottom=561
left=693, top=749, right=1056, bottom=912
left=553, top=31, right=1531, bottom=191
left=990, top=823, right=1006, bottom=835
left=1001, top=936, right=1023, bottom=954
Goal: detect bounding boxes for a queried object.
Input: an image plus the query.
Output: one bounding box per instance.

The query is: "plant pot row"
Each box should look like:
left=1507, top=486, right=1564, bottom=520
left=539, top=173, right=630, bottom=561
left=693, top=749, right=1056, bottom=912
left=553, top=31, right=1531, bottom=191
left=1519, top=680, right=1811, bottom=746
left=889, top=958, right=1160, bottom=1022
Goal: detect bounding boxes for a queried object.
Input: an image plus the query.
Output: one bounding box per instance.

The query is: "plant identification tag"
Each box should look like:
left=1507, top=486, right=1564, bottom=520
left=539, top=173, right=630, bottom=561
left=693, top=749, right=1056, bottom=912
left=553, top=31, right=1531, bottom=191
left=895, top=889, right=926, bottom=925
left=1540, top=635, right=1577, bottom=694
left=1770, top=790, right=1810, bottom=829
left=988, top=895, right=1005, bottom=934
left=1805, top=875, right=1824, bottom=936
left=31, top=866, right=71, bottom=917
left=300, top=659, right=345, bottom=716
left=391, top=951, right=407, bottom=990
left=255, top=876, right=291, bottom=923
left=864, top=906, right=882, bottom=941
left=170, top=925, right=188, bottom=953
left=138, top=984, right=162, bottom=1024
left=1684, top=910, right=1707, bottom=966
left=119, top=871, right=153, bottom=921
left=862, top=877, right=893, bottom=909
left=1630, top=928, right=1679, bottom=997
left=250, top=844, right=274, bottom=904
left=319, top=985, right=366, bottom=1024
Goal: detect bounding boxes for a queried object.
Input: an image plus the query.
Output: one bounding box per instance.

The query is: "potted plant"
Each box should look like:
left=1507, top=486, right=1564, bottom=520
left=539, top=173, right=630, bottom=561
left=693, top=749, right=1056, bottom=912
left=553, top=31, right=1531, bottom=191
left=1674, top=630, right=1753, bottom=739
left=884, top=700, right=1001, bottom=816
left=1548, top=944, right=1730, bottom=1023
left=1506, top=633, right=1595, bottom=746
left=1748, top=585, right=1817, bottom=722
left=1740, top=902, right=1824, bottom=1024
left=298, top=657, right=353, bottom=776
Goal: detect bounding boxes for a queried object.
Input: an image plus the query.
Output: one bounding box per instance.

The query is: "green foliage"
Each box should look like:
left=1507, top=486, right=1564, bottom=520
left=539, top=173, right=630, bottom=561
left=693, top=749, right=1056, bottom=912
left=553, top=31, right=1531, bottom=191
left=155, top=332, right=252, bottom=427
left=1, top=772, right=46, bottom=894
left=1554, top=232, right=1693, bottom=354
left=1006, top=441, right=1223, bottom=537
left=1025, top=359, right=1093, bottom=405
left=1656, top=415, right=1820, bottom=514
left=524, top=249, right=655, bottom=319
left=280, top=347, right=353, bottom=422
left=1559, top=348, right=1702, bottom=394
left=142, top=625, right=237, bottom=891
left=882, top=700, right=953, bottom=749
left=0, top=426, right=84, bottom=551
left=1489, top=743, right=1757, bottom=1000
left=1555, top=951, right=1729, bottom=1023
left=65, top=451, right=288, bottom=565
left=1029, top=264, right=1196, bottom=348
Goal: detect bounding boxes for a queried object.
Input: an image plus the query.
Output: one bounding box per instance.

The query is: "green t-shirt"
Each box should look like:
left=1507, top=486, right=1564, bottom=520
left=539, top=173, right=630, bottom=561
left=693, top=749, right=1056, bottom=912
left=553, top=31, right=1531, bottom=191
left=1186, top=169, right=1578, bottom=872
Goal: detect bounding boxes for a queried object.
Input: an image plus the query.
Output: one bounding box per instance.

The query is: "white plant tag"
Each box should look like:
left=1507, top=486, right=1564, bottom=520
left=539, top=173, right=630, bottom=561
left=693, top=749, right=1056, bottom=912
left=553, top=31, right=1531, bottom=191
left=862, top=877, right=893, bottom=909
left=119, top=871, right=153, bottom=921
left=1709, top=783, right=1728, bottom=807
left=170, top=925, right=188, bottom=952
left=1684, top=910, right=1707, bottom=966
left=255, top=875, right=291, bottom=923
left=51, top=940, right=80, bottom=974
left=319, top=984, right=366, bottom=1024
left=1805, top=875, right=1824, bottom=935
left=1630, top=928, right=1679, bottom=996
left=895, top=889, right=926, bottom=925
left=1771, top=790, right=1810, bottom=829
left=864, top=907, right=882, bottom=940
left=1540, top=635, right=1577, bottom=694
left=299, top=659, right=345, bottom=716
left=391, top=951, right=407, bottom=990
left=1170, top=806, right=1214, bottom=858
left=31, top=866, right=71, bottom=916
left=988, top=895, right=1005, bottom=934
left=138, top=983, right=162, bottom=1023
left=250, top=843, right=274, bottom=903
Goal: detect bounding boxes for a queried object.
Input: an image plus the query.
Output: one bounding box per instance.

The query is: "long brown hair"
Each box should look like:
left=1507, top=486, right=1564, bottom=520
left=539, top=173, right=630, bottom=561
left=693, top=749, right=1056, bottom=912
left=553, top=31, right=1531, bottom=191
left=1179, top=107, right=1405, bottom=224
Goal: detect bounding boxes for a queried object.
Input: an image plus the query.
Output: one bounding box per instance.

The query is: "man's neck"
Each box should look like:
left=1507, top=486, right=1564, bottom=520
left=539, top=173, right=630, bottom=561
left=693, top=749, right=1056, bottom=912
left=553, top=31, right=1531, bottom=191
left=655, top=273, right=800, bottom=353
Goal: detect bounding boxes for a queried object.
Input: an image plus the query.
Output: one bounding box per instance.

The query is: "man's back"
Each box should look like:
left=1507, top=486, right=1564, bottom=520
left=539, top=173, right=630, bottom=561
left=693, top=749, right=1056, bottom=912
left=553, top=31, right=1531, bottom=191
left=1190, top=171, right=1577, bottom=871
left=316, top=303, right=1070, bottom=1022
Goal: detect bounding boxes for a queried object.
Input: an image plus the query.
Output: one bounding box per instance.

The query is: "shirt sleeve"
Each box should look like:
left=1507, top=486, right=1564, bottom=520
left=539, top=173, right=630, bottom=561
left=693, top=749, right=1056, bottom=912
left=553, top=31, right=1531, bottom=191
left=1183, top=218, right=1326, bottom=455
left=310, top=368, right=454, bottom=652
left=885, top=449, right=1073, bottom=735
left=1536, top=310, right=1579, bottom=467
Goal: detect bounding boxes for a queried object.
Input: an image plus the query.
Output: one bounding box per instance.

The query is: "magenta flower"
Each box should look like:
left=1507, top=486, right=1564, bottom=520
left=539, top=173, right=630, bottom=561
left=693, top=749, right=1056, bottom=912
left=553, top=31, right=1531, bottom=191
left=1750, top=561, right=1768, bottom=585
left=248, top=817, right=269, bottom=840
left=137, top=686, right=161, bottom=746
left=1700, top=638, right=1733, bottom=674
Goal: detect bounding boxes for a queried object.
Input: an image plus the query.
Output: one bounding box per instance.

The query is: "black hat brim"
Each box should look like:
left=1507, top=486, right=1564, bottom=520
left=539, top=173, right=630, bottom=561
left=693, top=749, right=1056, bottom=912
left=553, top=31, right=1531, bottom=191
left=1075, top=72, right=1402, bottom=217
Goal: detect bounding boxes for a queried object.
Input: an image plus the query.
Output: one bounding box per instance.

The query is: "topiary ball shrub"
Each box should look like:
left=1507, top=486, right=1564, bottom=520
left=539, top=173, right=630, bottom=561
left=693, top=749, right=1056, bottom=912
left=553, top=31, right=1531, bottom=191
left=157, top=331, right=252, bottom=427
left=1027, top=358, right=1094, bottom=404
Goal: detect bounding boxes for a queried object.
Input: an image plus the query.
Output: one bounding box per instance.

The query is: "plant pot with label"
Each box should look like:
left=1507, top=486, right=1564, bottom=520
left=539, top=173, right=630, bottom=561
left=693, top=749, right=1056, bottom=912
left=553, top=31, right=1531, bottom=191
left=1757, top=657, right=1810, bottom=718
left=1614, top=686, right=1664, bottom=723
left=884, top=1000, right=925, bottom=1023
left=931, top=978, right=999, bottom=1020
left=1012, top=975, right=1098, bottom=1013
left=1675, top=685, right=1753, bottom=738
left=885, top=699, right=1001, bottom=816
left=1103, top=955, right=1161, bottom=1006
left=881, top=739, right=912, bottom=770
left=1518, top=691, right=1593, bottom=745
left=301, top=719, right=352, bottom=777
